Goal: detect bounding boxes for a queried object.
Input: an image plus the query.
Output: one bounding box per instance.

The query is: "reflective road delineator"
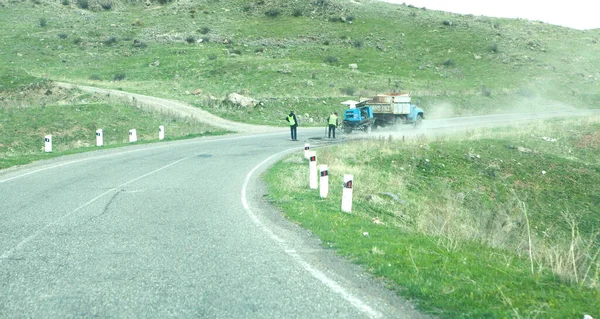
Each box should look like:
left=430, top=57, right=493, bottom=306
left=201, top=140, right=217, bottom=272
left=44, top=135, right=52, bottom=153
left=342, top=174, right=353, bottom=212
left=309, top=151, right=318, bottom=190
left=129, top=129, right=137, bottom=143
left=320, top=165, right=329, bottom=198
left=159, top=125, right=165, bottom=140
left=304, top=143, right=310, bottom=159
left=96, top=129, right=103, bottom=147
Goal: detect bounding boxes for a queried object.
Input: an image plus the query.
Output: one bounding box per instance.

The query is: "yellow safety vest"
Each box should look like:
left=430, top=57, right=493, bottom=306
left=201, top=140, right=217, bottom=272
left=328, top=114, right=337, bottom=126
left=288, top=115, right=296, bottom=126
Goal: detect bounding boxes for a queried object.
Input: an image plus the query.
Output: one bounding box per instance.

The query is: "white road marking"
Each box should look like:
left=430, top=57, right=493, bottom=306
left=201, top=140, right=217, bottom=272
left=0, top=156, right=190, bottom=262
left=241, top=149, right=383, bottom=319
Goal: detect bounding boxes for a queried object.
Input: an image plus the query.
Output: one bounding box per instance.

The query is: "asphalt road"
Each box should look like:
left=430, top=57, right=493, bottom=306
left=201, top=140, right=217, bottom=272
left=0, top=129, right=429, bottom=318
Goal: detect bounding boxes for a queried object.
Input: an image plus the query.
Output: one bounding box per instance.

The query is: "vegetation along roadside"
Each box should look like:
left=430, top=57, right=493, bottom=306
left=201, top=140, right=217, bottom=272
left=265, top=116, right=600, bottom=318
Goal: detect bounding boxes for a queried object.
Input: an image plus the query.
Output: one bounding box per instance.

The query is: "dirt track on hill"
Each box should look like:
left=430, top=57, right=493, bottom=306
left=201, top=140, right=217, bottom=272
left=55, top=82, right=277, bottom=134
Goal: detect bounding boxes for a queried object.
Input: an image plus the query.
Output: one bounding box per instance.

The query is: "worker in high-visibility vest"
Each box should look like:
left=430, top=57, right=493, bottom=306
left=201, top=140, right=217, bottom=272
left=286, top=110, right=299, bottom=141
left=327, top=112, right=338, bottom=139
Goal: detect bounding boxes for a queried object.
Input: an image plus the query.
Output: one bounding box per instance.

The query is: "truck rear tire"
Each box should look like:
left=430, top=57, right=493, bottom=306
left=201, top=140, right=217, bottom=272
left=344, top=126, right=352, bottom=134
left=413, top=114, right=424, bottom=128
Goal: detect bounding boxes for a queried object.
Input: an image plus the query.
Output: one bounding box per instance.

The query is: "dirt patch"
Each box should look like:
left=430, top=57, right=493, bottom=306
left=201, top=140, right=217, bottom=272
left=576, top=132, right=600, bottom=149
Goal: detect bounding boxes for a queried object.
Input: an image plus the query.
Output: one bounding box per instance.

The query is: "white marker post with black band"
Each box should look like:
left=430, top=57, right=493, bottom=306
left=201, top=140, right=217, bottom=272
left=342, top=174, right=353, bottom=212
left=44, top=135, right=52, bottom=153
left=309, top=151, right=318, bottom=190
left=304, top=143, right=310, bottom=159
left=96, top=129, right=103, bottom=147
left=159, top=125, right=165, bottom=140
left=320, top=165, right=329, bottom=198
left=129, top=129, right=137, bottom=143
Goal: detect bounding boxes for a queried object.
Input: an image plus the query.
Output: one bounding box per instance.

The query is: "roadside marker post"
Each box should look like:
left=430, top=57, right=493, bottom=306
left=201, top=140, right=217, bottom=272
left=96, top=129, right=103, bottom=147
left=304, top=143, right=310, bottom=159
left=320, top=165, right=329, bottom=198
left=159, top=125, right=165, bottom=140
left=309, top=151, right=318, bottom=190
left=44, top=135, right=52, bottom=153
left=342, top=174, right=353, bottom=212
left=129, top=129, right=137, bottom=143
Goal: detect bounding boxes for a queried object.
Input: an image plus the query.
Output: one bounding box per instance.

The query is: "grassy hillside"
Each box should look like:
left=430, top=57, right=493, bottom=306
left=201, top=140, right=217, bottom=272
left=1, top=0, right=599, bottom=124
left=266, top=116, right=600, bottom=318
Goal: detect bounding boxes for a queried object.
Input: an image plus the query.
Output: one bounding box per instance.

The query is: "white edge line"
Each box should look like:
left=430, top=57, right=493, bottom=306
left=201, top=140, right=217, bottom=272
left=241, top=148, right=382, bottom=319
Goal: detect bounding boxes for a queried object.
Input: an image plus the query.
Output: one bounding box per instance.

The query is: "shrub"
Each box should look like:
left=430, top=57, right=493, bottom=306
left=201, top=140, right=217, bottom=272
left=489, top=43, right=499, bottom=53
left=265, top=8, right=280, bottom=17
left=133, top=39, right=146, bottom=48
left=199, top=27, right=210, bottom=34
left=207, top=54, right=217, bottom=60
left=323, top=40, right=330, bottom=45
left=480, top=85, right=492, bottom=97
left=341, top=87, right=355, bottom=95
left=255, top=47, right=265, bottom=53
left=89, top=74, right=101, bottom=81
left=242, top=5, right=252, bottom=12
left=113, top=73, right=126, bottom=81
left=39, top=18, right=47, bottom=27
left=76, top=0, right=88, bottom=9
left=352, top=39, right=363, bottom=49
left=185, top=36, right=196, bottom=44
left=442, top=59, right=456, bottom=67
left=346, top=15, right=354, bottom=22
left=73, top=37, right=82, bottom=45
left=99, top=0, right=112, bottom=10
left=200, top=36, right=210, bottom=43
left=61, top=0, right=70, bottom=5
left=324, top=56, right=339, bottom=64
left=132, top=19, right=144, bottom=26
left=104, top=37, right=117, bottom=46
left=157, top=0, right=172, bottom=4
left=58, top=33, right=68, bottom=39
left=292, top=8, right=302, bottom=17
left=328, top=16, right=341, bottom=23
left=442, top=20, right=453, bottom=26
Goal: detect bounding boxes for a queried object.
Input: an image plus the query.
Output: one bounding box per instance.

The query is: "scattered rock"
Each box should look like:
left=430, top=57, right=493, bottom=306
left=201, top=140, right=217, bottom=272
left=149, top=60, right=159, bottom=67
left=191, top=88, right=202, bottom=95
left=517, top=146, right=533, bottom=153
left=226, top=93, right=258, bottom=108
left=371, top=217, right=384, bottom=225
left=349, top=63, right=358, bottom=71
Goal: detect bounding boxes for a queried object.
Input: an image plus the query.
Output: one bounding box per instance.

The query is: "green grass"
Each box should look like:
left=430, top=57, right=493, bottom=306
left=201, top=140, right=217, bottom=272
left=0, top=81, right=228, bottom=169
left=265, top=115, right=600, bottom=318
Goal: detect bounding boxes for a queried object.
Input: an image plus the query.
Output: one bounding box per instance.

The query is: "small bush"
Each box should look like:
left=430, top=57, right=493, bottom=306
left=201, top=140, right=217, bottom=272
left=199, top=27, right=210, bottom=34
left=352, top=39, right=363, bottom=49
left=242, top=5, right=252, bottom=12
left=61, top=0, right=70, bottom=5
left=341, top=87, right=355, bottom=95
left=200, top=36, right=210, bottom=43
left=113, top=73, right=126, bottom=81
left=89, top=74, right=101, bottom=81
left=292, top=8, right=303, bottom=17
left=39, top=18, right=47, bottom=27
left=328, top=16, right=341, bottom=23
left=265, top=8, right=280, bottom=17
left=489, top=43, right=499, bottom=53
left=58, top=33, right=68, bottom=39
left=323, top=40, right=330, bottom=45
left=207, top=54, right=217, bottom=60
left=132, top=19, right=144, bottom=26
left=480, top=85, right=492, bottom=97
left=99, top=0, right=112, bottom=10
left=442, top=59, right=456, bottom=67
left=76, top=0, right=88, bottom=9
left=324, top=56, right=339, bottom=64
left=442, top=20, right=453, bottom=26
left=185, top=36, right=196, bottom=44
left=133, top=39, right=146, bottom=48
left=73, top=37, right=82, bottom=45
left=231, top=49, right=242, bottom=55
left=157, top=0, right=172, bottom=4
left=104, top=37, right=117, bottom=46
left=255, top=47, right=265, bottom=53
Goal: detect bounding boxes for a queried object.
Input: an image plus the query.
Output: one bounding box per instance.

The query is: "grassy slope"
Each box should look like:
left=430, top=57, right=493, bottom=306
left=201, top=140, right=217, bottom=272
left=266, top=116, right=600, bottom=318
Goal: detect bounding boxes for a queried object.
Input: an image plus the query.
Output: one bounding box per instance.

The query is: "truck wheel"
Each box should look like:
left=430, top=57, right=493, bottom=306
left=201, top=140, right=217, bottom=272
left=344, top=126, right=352, bottom=134
left=413, top=114, right=424, bottom=128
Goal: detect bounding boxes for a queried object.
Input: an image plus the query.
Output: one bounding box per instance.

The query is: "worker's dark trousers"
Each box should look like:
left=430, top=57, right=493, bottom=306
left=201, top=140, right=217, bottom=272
left=290, top=125, right=297, bottom=140
left=328, top=124, right=336, bottom=138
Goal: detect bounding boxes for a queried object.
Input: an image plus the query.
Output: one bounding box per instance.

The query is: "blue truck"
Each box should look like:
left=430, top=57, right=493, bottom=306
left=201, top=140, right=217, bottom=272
left=339, top=93, right=424, bottom=134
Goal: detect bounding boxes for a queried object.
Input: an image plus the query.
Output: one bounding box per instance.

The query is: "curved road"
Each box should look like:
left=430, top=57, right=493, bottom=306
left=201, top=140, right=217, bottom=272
left=0, top=129, right=428, bottom=318
left=2, top=84, right=598, bottom=318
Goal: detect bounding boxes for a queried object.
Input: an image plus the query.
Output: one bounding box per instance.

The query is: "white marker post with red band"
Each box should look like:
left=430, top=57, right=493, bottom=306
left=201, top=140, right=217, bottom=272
left=320, top=165, right=329, bottom=198
left=159, top=125, right=165, bottom=140
left=129, top=129, right=137, bottom=143
left=309, top=151, right=318, bottom=190
left=342, top=174, right=353, bottom=212
left=44, top=135, right=52, bottom=153
left=304, top=143, right=310, bottom=159
left=96, top=129, right=103, bottom=147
